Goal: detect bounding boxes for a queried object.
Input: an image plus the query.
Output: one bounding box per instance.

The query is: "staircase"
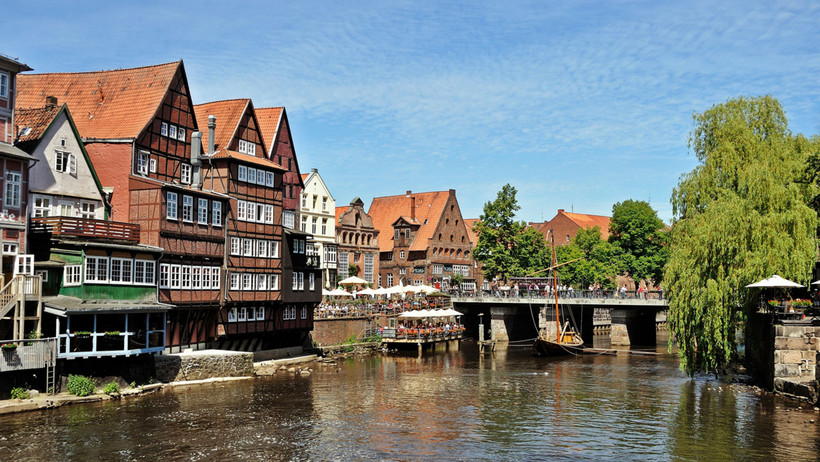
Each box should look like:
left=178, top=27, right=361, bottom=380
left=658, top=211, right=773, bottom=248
left=0, top=275, right=43, bottom=339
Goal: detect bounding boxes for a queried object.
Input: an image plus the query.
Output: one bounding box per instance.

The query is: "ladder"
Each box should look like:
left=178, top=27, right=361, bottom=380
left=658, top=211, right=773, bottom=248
left=45, top=339, right=58, bottom=394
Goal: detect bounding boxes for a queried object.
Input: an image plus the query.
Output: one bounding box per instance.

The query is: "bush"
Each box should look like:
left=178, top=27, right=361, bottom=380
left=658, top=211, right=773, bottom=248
left=102, top=381, right=120, bottom=395
left=67, top=375, right=96, bottom=397
left=10, top=387, right=29, bottom=399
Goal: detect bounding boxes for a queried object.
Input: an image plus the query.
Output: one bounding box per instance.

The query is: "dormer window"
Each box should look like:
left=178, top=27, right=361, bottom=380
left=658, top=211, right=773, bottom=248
left=405, top=228, right=410, bottom=239
left=238, top=139, right=256, bottom=155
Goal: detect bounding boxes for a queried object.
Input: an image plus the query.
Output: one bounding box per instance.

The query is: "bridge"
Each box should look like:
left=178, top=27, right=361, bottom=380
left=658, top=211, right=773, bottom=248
left=451, top=294, right=668, bottom=346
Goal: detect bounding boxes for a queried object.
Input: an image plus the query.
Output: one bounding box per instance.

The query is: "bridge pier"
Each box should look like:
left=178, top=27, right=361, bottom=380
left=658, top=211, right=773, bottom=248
left=610, top=308, right=657, bottom=346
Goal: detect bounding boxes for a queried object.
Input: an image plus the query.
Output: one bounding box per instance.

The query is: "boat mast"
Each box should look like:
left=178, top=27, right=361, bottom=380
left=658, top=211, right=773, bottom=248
left=551, top=229, right=560, bottom=343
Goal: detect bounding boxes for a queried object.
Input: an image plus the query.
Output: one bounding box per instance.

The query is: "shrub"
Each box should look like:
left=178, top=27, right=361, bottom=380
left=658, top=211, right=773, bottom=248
left=102, top=381, right=120, bottom=395
left=67, top=375, right=96, bottom=397
left=10, top=387, right=29, bottom=399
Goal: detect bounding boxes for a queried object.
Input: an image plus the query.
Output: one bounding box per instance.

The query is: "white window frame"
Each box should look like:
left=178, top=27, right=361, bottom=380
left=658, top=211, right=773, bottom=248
left=256, top=240, right=267, bottom=258
left=238, top=307, right=247, bottom=322
left=228, top=308, right=237, bottom=322
left=212, top=267, right=221, bottom=289
left=230, top=237, right=240, bottom=256
left=247, top=167, right=256, bottom=185
left=265, top=172, right=274, bottom=187
left=149, top=158, right=157, bottom=173
left=242, top=273, right=253, bottom=291
left=169, top=125, right=177, bottom=139
left=192, top=266, right=202, bottom=289
left=237, top=200, right=246, bottom=221
left=230, top=273, right=240, bottom=290
left=270, top=274, right=279, bottom=290
left=64, top=265, right=82, bottom=286
left=32, top=195, right=51, bottom=218
left=197, top=198, right=208, bottom=224
left=243, top=238, right=253, bottom=257
left=55, top=151, right=76, bottom=175
left=134, top=260, right=155, bottom=285
left=4, top=171, right=21, bottom=208
left=137, top=152, right=149, bottom=176
left=80, top=202, right=96, bottom=219
left=159, top=264, right=170, bottom=288
left=177, top=127, right=186, bottom=142
left=161, top=122, right=168, bottom=136
left=212, top=202, right=222, bottom=226
left=271, top=241, right=280, bottom=258
left=170, top=264, right=181, bottom=289
left=180, top=163, right=192, bottom=184
left=0, top=72, right=8, bottom=99
left=301, top=306, right=308, bottom=320
left=238, top=165, right=247, bottom=182
left=84, top=256, right=109, bottom=283
left=309, top=273, right=315, bottom=291
left=256, top=274, right=267, bottom=291
left=202, top=267, right=212, bottom=290
left=181, top=266, right=192, bottom=289
left=246, top=201, right=257, bottom=222
left=166, top=192, right=178, bottom=220
left=110, top=258, right=133, bottom=284
left=182, top=195, right=194, bottom=223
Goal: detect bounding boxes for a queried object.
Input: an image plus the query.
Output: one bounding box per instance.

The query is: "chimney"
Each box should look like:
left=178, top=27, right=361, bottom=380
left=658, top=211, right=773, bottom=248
left=410, top=195, right=416, bottom=221
left=558, top=209, right=565, bottom=213
left=191, top=132, right=202, bottom=188
left=311, top=168, right=317, bottom=173
left=45, top=96, right=58, bottom=109
left=207, top=115, right=216, bottom=155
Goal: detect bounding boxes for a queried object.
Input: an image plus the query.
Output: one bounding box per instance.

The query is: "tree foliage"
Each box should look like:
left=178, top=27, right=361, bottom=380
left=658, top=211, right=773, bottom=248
left=474, top=184, right=549, bottom=280
left=608, top=199, right=669, bottom=282
left=666, top=95, right=819, bottom=375
left=556, top=226, right=620, bottom=289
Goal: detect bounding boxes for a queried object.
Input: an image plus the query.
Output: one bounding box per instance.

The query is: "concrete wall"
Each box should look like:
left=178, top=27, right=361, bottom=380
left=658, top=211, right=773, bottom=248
left=154, top=349, right=253, bottom=383
left=311, top=317, right=369, bottom=346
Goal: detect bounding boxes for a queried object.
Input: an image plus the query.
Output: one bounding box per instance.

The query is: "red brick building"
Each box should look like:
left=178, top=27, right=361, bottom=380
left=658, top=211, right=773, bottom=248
left=530, top=209, right=611, bottom=246
left=335, top=198, right=380, bottom=285
left=17, top=62, right=228, bottom=351
left=369, top=189, right=475, bottom=291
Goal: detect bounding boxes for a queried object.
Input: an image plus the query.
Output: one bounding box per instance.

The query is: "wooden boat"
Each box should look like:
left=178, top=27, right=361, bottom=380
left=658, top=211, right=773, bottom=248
left=533, top=233, right=585, bottom=356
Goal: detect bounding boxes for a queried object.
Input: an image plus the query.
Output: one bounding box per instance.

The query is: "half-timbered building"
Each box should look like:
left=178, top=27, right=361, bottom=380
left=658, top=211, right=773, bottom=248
left=17, top=62, right=228, bottom=352
left=256, top=107, right=303, bottom=231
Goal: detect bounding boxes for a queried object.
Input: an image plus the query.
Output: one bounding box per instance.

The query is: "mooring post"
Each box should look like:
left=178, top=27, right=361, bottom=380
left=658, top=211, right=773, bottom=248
left=478, top=313, right=485, bottom=353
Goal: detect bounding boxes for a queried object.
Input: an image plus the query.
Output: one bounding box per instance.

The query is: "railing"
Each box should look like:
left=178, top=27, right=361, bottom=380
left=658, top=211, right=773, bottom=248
left=455, top=289, right=665, bottom=301
left=381, top=326, right=466, bottom=341
left=0, top=338, right=57, bottom=372
left=31, top=216, right=140, bottom=243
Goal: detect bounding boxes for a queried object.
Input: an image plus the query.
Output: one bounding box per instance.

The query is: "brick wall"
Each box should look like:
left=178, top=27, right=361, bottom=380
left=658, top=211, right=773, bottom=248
left=311, top=318, right=369, bottom=346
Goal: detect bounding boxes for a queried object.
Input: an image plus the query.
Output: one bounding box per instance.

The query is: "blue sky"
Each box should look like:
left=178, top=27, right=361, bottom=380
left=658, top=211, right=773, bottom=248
left=5, top=1, right=820, bottom=224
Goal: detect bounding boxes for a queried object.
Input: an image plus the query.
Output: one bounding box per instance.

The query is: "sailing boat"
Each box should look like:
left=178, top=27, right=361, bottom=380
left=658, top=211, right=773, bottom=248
left=533, top=233, right=584, bottom=356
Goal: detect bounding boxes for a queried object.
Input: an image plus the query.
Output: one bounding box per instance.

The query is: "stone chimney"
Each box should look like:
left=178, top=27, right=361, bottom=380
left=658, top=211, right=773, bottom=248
left=207, top=115, right=216, bottom=155
left=191, top=132, right=202, bottom=188
left=410, top=195, right=416, bottom=221
left=45, top=96, right=57, bottom=109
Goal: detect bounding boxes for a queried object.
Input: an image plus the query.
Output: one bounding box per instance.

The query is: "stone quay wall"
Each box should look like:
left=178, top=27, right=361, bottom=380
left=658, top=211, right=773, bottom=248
left=773, top=324, right=820, bottom=404
left=154, top=350, right=254, bottom=383
left=312, top=317, right=370, bottom=347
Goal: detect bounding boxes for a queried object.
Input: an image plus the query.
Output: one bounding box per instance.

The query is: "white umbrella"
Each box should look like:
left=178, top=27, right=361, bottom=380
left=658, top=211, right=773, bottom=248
left=322, top=288, right=333, bottom=296
left=415, top=284, right=439, bottom=294
left=745, top=275, right=804, bottom=288
left=439, top=308, right=464, bottom=317
left=329, top=288, right=353, bottom=297
left=811, top=280, right=820, bottom=285
left=356, top=287, right=377, bottom=296
left=401, top=285, right=421, bottom=293
left=339, top=276, right=368, bottom=285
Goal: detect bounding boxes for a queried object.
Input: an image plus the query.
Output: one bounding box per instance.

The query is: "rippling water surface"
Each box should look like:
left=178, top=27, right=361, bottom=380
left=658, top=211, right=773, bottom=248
left=2, top=338, right=819, bottom=461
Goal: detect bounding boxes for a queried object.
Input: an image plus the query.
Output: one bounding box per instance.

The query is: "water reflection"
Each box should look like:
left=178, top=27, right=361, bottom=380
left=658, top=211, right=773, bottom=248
left=1, top=339, right=819, bottom=461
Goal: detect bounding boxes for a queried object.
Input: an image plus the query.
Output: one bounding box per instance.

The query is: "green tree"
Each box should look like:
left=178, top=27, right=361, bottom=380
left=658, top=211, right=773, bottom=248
left=556, top=226, right=621, bottom=288
left=666, top=95, right=818, bottom=375
left=608, top=199, right=669, bottom=282
left=474, top=184, right=549, bottom=281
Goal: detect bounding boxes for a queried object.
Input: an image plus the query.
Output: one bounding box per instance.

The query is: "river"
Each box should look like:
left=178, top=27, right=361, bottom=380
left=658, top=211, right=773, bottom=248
left=1, top=336, right=819, bottom=461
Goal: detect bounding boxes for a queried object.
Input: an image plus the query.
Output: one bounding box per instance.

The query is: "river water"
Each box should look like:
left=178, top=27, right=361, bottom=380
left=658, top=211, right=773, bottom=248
left=1, top=337, right=819, bottom=461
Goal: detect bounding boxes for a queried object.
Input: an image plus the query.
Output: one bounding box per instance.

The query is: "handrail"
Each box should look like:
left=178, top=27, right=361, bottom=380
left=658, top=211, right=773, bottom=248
left=30, top=216, right=140, bottom=243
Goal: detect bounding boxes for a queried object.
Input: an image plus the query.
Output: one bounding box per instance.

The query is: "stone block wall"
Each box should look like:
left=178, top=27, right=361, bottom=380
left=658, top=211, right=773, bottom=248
left=154, top=350, right=254, bottom=383
left=773, top=324, right=819, bottom=404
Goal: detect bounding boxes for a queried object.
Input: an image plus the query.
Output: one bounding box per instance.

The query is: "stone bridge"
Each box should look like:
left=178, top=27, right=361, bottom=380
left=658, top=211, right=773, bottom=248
left=451, top=295, right=668, bottom=346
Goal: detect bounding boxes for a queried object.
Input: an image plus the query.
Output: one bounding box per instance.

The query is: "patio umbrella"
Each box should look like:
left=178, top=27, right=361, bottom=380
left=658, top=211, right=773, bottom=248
left=321, top=288, right=333, bottom=296
left=745, top=275, right=804, bottom=288
left=415, top=284, right=439, bottom=294
left=329, top=288, right=353, bottom=297
left=356, top=287, right=378, bottom=296
left=339, top=276, right=368, bottom=285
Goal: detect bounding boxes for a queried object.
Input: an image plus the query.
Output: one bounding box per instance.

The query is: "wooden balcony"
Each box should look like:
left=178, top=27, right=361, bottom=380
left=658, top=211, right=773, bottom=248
left=31, top=217, right=140, bottom=243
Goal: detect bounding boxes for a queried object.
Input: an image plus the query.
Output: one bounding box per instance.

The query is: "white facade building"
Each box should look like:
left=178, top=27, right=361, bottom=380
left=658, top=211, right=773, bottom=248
left=300, top=168, right=337, bottom=287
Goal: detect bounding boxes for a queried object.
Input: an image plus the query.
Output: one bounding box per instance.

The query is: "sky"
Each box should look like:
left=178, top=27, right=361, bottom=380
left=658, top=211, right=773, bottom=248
left=5, top=1, right=820, bottom=224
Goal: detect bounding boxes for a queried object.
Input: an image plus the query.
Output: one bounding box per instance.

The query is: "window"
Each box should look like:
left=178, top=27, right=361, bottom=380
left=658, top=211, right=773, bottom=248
left=212, top=267, right=220, bottom=289
left=159, top=264, right=170, bottom=288
left=270, top=274, right=279, bottom=290
left=64, top=265, right=82, bottom=286
left=309, top=273, right=315, bottom=291
left=265, top=172, right=274, bottom=187
left=256, top=171, right=266, bottom=186
left=256, top=204, right=265, bottom=223
left=242, top=273, right=253, bottom=291
left=311, top=218, right=317, bottom=234
left=433, top=264, right=443, bottom=275
left=302, top=194, right=307, bottom=209
left=283, top=210, right=295, bottom=229
left=301, top=216, right=307, bottom=231
left=181, top=164, right=192, bottom=184
left=177, top=127, right=186, bottom=142
left=394, top=229, right=399, bottom=240
left=399, top=268, right=406, bottom=275
left=198, top=198, right=208, bottom=224
left=338, top=252, right=349, bottom=278
left=238, top=165, right=247, bottom=182
left=321, top=219, right=327, bottom=235
left=246, top=202, right=257, bottom=222
left=238, top=139, right=256, bottom=155
left=161, top=122, right=168, bottom=136
left=192, top=266, right=201, bottom=289
left=405, top=228, right=410, bottom=239
left=170, top=265, right=181, bottom=289
left=182, top=195, right=194, bottom=222
left=137, top=152, right=149, bottom=175
left=238, top=307, right=247, bottom=321
left=169, top=125, right=177, bottom=139
left=237, top=200, right=247, bottom=221
left=271, top=241, right=280, bottom=258
left=202, top=267, right=212, bottom=289
left=181, top=266, right=192, bottom=289
left=85, top=256, right=108, bottom=283
left=35, top=270, right=48, bottom=283
left=364, top=254, right=374, bottom=283
left=135, top=260, right=155, bottom=285
left=58, top=201, right=74, bottom=217
left=247, top=167, right=256, bottom=185
left=325, top=246, right=336, bottom=264
left=243, top=238, right=253, bottom=256
left=264, top=205, right=274, bottom=224
left=292, top=272, right=298, bottom=290
left=387, top=273, right=393, bottom=286
left=150, top=158, right=157, bottom=173
left=80, top=202, right=95, bottom=219
left=228, top=308, right=237, bottom=322
left=110, top=258, right=133, bottom=283
left=256, top=274, right=267, bottom=291
left=0, top=72, right=8, bottom=99
left=247, top=306, right=256, bottom=321
left=230, top=237, right=240, bottom=256
left=399, top=251, right=405, bottom=259
left=166, top=192, right=178, bottom=220
left=322, top=197, right=327, bottom=211
left=55, top=151, right=76, bottom=175
left=33, top=196, right=51, bottom=218
left=4, top=172, right=21, bottom=208
left=230, top=273, right=240, bottom=290
left=212, top=201, right=222, bottom=226
left=257, top=306, right=265, bottom=320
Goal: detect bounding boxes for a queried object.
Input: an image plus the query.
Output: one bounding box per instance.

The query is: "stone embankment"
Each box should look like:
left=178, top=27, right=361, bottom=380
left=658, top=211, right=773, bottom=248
left=773, top=324, right=820, bottom=404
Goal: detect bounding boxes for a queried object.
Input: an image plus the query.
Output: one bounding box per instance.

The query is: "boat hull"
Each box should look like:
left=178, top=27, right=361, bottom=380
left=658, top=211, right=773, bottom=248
left=533, top=337, right=584, bottom=356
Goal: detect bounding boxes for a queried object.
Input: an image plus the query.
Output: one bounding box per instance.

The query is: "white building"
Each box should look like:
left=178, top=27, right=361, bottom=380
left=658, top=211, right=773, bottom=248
left=300, top=168, right=337, bottom=287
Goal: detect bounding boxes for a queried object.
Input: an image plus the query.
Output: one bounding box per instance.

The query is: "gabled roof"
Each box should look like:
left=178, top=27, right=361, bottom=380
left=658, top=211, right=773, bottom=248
left=16, top=61, right=182, bottom=140
left=463, top=218, right=479, bottom=246
left=559, top=210, right=611, bottom=239
left=368, top=190, right=452, bottom=253
left=301, top=173, right=309, bottom=182
left=194, top=99, right=250, bottom=152
left=208, top=149, right=286, bottom=171
left=255, top=107, right=282, bottom=156
left=14, top=105, right=60, bottom=146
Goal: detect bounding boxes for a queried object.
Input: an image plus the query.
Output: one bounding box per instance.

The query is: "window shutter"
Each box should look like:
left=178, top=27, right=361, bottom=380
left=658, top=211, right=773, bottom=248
left=69, top=154, right=77, bottom=175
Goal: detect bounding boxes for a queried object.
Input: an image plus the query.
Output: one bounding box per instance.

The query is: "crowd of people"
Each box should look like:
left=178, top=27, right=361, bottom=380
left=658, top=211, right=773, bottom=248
left=315, top=297, right=449, bottom=319
left=479, top=281, right=664, bottom=300
left=386, top=321, right=466, bottom=339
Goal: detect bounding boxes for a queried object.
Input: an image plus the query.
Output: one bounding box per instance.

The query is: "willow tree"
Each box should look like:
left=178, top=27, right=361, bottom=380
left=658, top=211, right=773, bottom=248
left=666, top=95, right=819, bottom=375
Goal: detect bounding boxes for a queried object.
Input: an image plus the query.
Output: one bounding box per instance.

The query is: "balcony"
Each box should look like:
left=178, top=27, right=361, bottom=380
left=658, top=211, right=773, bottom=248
left=31, top=217, right=140, bottom=243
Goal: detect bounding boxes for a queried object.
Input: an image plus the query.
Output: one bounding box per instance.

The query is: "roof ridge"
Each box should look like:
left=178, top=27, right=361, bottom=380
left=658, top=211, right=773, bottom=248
left=195, top=98, right=252, bottom=106
left=255, top=106, right=285, bottom=111
left=23, top=60, right=180, bottom=77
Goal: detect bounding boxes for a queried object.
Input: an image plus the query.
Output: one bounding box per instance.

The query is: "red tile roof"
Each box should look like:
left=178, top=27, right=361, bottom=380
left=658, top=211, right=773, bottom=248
left=194, top=99, right=250, bottom=152
left=560, top=211, right=611, bottom=240
left=255, top=107, right=283, bottom=156
left=463, top=218, right=479, bottom=245
left=335, top=205, right=347, bottom=224
left=368, top=190, right=452, bottom=252
left=14, top=105, right=60, bottom=144
left=301, top=173, right=309, bottom=183
left=208, top=149, right=286, bottom=171
left=16, top=61, right=181, bottom=140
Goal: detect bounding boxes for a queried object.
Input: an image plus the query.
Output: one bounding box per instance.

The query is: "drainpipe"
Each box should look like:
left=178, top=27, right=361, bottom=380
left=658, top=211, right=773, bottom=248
left=191, top=132, right=202, bottom=189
